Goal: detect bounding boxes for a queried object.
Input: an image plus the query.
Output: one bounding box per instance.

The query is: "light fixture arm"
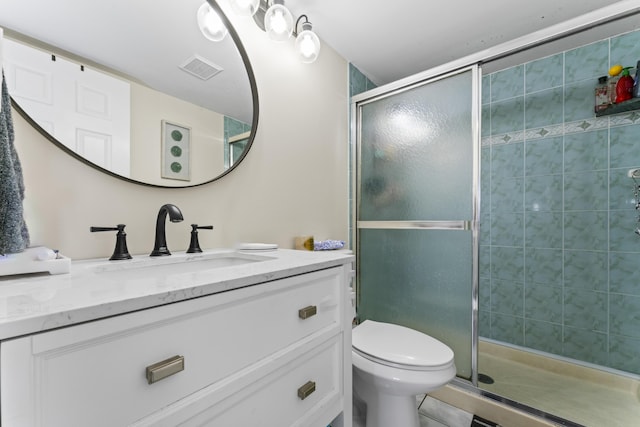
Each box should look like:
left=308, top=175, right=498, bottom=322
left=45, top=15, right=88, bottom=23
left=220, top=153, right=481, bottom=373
left=293, top=14, right=310, bottom=37
left=252, top=0, right=269, bottom=31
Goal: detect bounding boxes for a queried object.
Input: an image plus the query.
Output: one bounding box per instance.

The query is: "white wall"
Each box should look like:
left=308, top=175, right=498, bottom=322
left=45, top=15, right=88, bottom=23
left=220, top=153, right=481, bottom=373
left=129, top=83, right=225, bottom=186
left=15, top=1, right=349, bottom=260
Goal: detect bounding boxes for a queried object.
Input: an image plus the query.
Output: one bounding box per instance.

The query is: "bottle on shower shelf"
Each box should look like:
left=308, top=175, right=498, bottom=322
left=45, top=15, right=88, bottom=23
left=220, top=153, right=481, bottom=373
left=615, top=66, right=634, bottom=103
left=608, top=64, right=623, bottom=104
left=608, top=64, right=635, bottom=104
left=594, top=76, right=609, bottom=113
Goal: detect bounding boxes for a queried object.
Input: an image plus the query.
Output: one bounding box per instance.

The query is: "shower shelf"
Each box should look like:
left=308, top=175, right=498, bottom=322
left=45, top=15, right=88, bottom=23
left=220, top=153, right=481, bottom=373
left=595, top=98, right=640, bottom=117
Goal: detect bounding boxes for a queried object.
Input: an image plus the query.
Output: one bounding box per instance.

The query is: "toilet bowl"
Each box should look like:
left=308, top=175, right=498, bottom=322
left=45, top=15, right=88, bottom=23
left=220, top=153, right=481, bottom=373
left=352, top=320, right=456, bottom=427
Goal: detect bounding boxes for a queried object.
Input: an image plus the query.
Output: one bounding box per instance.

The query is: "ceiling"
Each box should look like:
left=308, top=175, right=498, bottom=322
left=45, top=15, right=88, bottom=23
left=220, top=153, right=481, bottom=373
left=285, top=0, right=638, bottom=86
left=0, top=0, right=638, bottom=124
left=0, top=0, right=254, bottom=123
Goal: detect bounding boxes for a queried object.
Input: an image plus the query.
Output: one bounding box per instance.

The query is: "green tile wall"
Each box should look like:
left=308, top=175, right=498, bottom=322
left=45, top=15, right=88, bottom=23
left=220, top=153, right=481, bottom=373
left=349, top=63, right=377, bottom=97
left=224, top=116, right=251, bottom=168
left=480, top=29, right=640, bottom=374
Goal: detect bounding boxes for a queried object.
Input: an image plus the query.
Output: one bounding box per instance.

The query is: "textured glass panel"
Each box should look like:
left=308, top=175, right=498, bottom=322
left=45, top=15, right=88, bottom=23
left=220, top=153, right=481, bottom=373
left=359, top=71, right=473, bottom=221
left=358, top=229, right=473, bottom=379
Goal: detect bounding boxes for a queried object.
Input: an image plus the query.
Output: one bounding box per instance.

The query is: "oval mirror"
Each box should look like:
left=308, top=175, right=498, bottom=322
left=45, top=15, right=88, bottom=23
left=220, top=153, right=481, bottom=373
left=0, top=0, right=258, bottom=187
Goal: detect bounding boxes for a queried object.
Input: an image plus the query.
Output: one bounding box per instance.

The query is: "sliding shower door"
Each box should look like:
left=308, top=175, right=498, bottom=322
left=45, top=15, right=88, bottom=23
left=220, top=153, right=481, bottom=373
left=355, top=66, right=479, bottom=380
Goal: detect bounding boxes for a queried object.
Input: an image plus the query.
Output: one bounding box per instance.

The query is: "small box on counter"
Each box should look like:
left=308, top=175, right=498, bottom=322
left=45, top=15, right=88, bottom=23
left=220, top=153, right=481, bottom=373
left=294, top=236, right=314, bottom=251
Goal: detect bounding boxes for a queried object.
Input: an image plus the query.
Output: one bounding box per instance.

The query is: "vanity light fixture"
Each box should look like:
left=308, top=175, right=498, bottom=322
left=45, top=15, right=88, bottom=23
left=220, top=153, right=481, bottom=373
left=197, top=2, right=228, bottom=42
left=263, top=0, right=293, bottom=42
left=294, top=15, right=320, bottom=63
left=226, top=0, right=322, bottom=62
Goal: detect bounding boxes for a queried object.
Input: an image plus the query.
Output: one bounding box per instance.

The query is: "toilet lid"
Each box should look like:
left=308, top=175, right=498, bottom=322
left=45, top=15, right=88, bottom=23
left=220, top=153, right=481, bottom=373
left=352, top=320, right=454, bottom=368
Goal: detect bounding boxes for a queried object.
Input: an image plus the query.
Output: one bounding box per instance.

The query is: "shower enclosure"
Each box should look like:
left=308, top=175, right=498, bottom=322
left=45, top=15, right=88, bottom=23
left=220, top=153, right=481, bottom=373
left=354, top=67, right=480, bottom=382
left=474, top=25, right=640, bottom=426
left=351, top=6, right=640, bottom=426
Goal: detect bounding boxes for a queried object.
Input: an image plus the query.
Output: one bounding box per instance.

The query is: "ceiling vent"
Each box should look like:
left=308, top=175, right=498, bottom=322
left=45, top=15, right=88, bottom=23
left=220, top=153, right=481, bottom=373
left=179, top=55, right=223, bottom=80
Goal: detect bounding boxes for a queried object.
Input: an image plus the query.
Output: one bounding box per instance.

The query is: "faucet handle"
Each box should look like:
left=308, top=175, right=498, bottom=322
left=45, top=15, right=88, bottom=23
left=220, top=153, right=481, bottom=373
left=90, top=224, right=132, bottom=261
left=186, top=224, right=213, bottom=253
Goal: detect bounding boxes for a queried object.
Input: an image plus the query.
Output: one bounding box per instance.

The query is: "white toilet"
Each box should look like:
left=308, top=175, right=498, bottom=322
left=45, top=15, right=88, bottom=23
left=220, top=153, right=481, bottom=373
left=352, top=320, right=456, bottom=427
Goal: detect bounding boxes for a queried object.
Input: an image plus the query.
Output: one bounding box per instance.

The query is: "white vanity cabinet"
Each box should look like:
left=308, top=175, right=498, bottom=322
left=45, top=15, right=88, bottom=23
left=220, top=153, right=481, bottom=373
left=0, top=262, right=353, bottom=427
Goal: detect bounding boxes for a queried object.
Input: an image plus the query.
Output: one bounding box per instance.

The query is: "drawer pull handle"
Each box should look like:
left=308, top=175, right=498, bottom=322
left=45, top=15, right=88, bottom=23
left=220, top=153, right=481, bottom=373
left=298, top=305, right=317, bottom=319
left=297, top=380, right=316, bottom=400
left=146, top=355, right=184, bottom=384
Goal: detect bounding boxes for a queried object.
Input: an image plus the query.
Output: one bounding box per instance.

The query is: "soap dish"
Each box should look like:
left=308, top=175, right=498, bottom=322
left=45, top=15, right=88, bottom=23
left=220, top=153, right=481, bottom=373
left=0, top=246, right=71, bottom=277
left=236, top=243, right=278, bottom=252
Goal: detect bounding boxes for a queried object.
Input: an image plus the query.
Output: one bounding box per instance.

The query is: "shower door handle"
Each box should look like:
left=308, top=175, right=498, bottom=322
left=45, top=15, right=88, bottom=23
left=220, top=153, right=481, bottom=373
left=358, top=220, right=471, bottom=230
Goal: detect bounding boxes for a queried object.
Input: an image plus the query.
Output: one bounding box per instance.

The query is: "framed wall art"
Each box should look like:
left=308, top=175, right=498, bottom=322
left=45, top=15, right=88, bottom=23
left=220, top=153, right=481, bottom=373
left=161, top=120, right=191, bottom=181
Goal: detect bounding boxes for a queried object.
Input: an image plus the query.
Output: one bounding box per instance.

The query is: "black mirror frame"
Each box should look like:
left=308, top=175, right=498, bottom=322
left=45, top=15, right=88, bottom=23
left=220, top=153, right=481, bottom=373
left=11, top=0, right=259, bottom=189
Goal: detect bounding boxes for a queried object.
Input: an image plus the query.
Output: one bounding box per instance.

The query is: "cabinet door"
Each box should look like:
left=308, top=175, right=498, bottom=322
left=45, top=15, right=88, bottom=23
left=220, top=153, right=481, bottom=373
left=1, top=267, right=344, bottom=427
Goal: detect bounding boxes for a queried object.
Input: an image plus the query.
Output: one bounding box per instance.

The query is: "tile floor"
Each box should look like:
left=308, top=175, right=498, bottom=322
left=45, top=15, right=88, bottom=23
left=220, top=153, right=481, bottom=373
left=478, top=340, right=640, bottom=427
left=352, top=394, right=474, bottom=427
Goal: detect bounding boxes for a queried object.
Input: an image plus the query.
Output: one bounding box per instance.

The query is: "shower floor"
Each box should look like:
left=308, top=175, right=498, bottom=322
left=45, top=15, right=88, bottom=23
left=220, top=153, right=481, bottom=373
left=478, top=340, right=640, bottom=427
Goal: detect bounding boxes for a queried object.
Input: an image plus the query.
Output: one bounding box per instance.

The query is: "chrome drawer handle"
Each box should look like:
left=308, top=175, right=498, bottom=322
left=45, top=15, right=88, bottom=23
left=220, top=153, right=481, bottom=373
left=298, top=305, right=317, bottom=319
left=297, top=380, right=316, bottom=400
left=146, top=355, right=184, bottom=384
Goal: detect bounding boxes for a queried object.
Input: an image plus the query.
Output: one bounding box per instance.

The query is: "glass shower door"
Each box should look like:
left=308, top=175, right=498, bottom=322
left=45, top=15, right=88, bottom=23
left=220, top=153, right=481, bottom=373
left=355, top=66, right=479, bottom=380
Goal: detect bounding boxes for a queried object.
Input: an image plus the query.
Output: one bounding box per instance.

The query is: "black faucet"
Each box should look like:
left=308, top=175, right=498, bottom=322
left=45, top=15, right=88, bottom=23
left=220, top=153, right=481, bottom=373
left=90, top=224, right=132, bottom=261
left=150, top=204, right=184, bottom=256
left=186, top=224, right=214, bottom=253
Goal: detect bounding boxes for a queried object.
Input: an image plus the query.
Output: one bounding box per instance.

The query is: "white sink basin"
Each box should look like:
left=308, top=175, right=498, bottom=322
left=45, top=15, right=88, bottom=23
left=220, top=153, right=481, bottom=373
left=90, top=251, right=275, bottom=277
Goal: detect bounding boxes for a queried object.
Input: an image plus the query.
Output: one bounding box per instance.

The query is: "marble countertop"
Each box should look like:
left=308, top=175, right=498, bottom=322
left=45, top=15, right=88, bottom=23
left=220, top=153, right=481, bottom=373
left=0, top=249, right=354, bottom=340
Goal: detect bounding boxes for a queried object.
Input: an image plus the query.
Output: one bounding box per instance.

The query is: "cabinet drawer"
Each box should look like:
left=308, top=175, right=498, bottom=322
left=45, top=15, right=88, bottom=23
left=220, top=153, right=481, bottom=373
left=179, top=335, right=343, bottom=427
left=1, top=268, right=343, bottom=427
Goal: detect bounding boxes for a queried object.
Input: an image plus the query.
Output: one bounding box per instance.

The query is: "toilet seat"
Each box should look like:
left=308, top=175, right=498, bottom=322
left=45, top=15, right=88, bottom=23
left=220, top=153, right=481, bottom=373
left=352, top=320, right=454, bottom=371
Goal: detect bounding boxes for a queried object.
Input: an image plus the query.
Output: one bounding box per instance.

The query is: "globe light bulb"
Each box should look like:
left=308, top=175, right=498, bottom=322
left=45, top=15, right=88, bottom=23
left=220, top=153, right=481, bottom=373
left=295, top=22, right=320, bottom=63
left=197, top=2, right=228, bottom=42
left=264, top=1, right=293, bottom=42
